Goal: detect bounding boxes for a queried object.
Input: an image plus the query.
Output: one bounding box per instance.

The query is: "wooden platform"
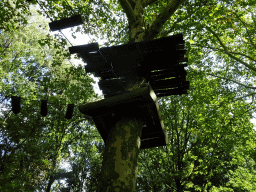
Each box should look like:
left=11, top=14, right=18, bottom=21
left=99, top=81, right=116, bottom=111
left=79, top=84, right=168, bottom=149
left=69, top=33, right=189, bottom=99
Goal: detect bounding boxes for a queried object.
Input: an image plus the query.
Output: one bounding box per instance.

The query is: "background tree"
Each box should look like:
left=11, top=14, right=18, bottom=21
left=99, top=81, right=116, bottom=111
left=0, top=4, right=99, bottom=191
left=137, top=68, right=256, bottom=191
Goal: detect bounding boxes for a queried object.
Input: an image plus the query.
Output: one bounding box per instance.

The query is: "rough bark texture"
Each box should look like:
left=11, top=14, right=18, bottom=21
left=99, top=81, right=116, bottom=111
left=97, top=117, right=144, bottom=192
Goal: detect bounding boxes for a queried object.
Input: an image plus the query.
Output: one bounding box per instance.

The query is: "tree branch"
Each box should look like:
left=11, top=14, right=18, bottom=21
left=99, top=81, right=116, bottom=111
left=193, top=44, right=256, bottom=63
left=118, top=0, right=136, bottom=26
left=206, top=26, right=256, bottom=72
left=159, top=9, right=197, bottom=38
left=208, top=73, right=256, bottom=89
left=233, top=12, right=256, bottom=50
left=142, top=0, right=158, bottom=8
left=128, top=0, right=136, bottom=9
left=144, top=0, right=186, bottom=40
left=159, top=1, right=203, bottom=38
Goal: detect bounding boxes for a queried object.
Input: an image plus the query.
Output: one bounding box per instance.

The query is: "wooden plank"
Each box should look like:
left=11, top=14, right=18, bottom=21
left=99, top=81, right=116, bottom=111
left=140, top=137, right=167, bottom=149
left=95, top=66, right=147, bottom=79
left=69, top=43, right=99, bottom=54
left=41, top=100, right=47, bottom=117
left=79, top=84, right=157, bottom=116
left=49, top=15, right=83, bottom=31
left=179, top=57, right=188, bottom=63
left=85, top=62, right=112, bottom=73
left=85, top=49, right=187, bottom=73
left=149, top=64, right=187, bottom=76
left=86, top=52, right=143, bottom=73
left=156, top=89, right=187, bottom=97
left=79, top=53, right=94, bottom=65
left=83, top=34, right=187, bottom=74
left=142, top=49, right=187, bottom=71
left=148, top=69, right=187, bottom=81
left=99, top=75, right=188, bottom=97
left=150, top=77, right=187, bottom=90
left=99, top=33, right=184, bottom=57
left=98, top=78, right=127, bottom=92
left=100, top=85, right=125, bottom=95
left=95, top=69, right=132, bottom=79
left=155, top=85, right=189, bottom=97
left=136, top=33, right=185, bottom=53
left=103, top=91, right=129, bottom=99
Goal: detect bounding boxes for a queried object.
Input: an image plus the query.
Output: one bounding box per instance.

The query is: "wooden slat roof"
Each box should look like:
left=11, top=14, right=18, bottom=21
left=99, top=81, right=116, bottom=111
left=69, top=33, right=189, bottom=98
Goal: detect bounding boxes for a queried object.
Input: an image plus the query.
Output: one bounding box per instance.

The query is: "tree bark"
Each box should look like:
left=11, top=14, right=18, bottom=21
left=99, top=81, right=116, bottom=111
left=97, top=117, right=144, bottom=191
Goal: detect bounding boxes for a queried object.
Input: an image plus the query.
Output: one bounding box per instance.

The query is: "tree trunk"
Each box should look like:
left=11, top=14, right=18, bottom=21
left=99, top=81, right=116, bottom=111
left=96, top=1, right=146, bottom=191
left=175, top=179, right=183, bottom=192
left=97, top=116, right=144, bottom=191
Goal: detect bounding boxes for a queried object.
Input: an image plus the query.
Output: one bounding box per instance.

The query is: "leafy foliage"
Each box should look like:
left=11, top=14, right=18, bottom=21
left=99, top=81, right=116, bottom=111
left=0, top=4, right=100, bottom=191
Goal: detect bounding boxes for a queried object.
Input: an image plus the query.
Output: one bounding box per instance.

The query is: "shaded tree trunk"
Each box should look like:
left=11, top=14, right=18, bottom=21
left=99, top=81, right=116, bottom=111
left=175, top=179, right=183, bottom=192
left=97, top=116, right=144, bottom=191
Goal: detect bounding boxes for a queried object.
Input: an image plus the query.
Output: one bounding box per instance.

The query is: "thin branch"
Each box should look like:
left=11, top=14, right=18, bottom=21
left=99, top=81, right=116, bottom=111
left=128, top=0, right=136, bottom=9
left=233, top=12, right=256, bottom=50
left=208, top=73, right=256, bottom=89
left=232, top=92, right=256, bottom=103
left=142, top=0, right=158, bottom=8
left=228, top=52, right=256, bottom=63
left=144, top=0, right=186, bottom=40
left=118, top=0, right=136, bottom=26
left=193, top=44, right=256, bottom=63
left=206, top=26, right=256, bottom=72
left=160, top=5, right=200, bottom=38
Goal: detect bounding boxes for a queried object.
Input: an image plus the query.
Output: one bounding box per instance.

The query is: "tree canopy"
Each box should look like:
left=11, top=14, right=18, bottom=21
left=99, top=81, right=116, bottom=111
left=0, top=0, right=256, bottom=191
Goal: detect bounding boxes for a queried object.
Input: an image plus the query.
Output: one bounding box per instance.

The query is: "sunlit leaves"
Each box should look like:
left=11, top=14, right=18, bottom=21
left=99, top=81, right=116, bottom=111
left=0, top=4, right=100, bottom=191
left=137, top=62, right=255, bottom=191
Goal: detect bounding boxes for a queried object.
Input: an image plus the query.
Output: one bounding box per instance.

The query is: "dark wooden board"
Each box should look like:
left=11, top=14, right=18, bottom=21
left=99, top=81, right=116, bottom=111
left=96, top=64, right=187, bottom=80
left=155, top=85, right=189, bottom=97
left=98, top=77, right=188, bottom=95
left=99, top=82, right=126, bottom=94
left=85, top=49, right=187, bottom=73
left=103, top=91, right=129, bottom=98
left=98, top=72, right=188, bottom=98
left=79, top=84, right=156, bottom=116
left=49, top=15, right=83, bottom=31
left=149, top=64, right=187, bottom=76
left=99, top=33, right=184, bottom=56
left=150, top=77, right=188, bottom=90
left=148, top=69, right=187, bottom=81
left=96, top=69, right=136, bottom=80
left=69, top=43, right=99, bottom=54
